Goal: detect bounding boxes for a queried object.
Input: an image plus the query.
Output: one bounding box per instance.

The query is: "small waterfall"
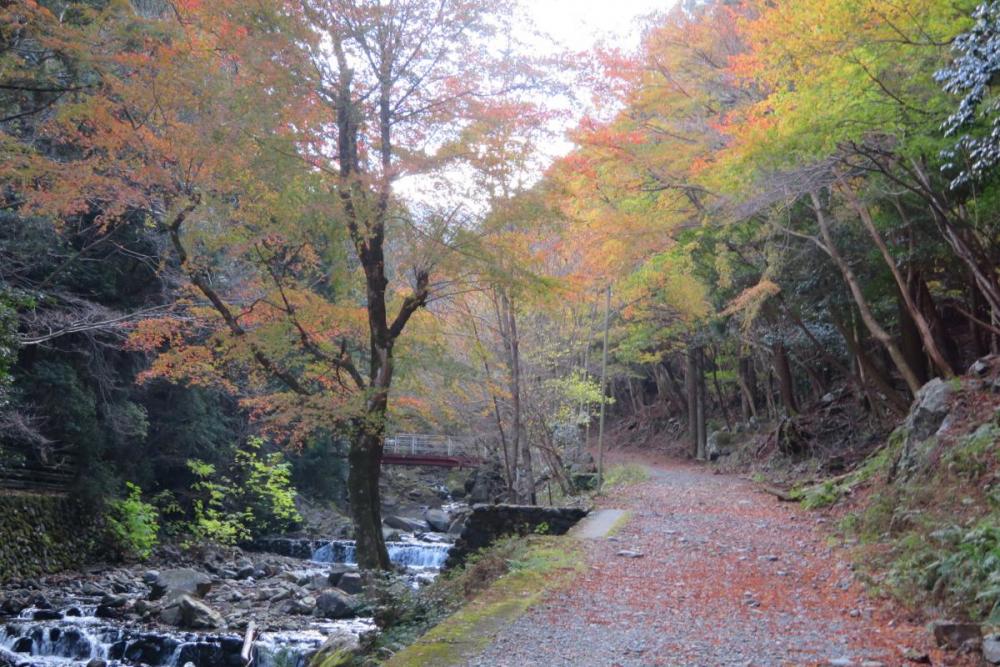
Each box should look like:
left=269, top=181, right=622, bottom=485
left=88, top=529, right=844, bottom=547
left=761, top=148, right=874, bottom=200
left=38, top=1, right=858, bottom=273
left=310, top=538, right=451, bottom=570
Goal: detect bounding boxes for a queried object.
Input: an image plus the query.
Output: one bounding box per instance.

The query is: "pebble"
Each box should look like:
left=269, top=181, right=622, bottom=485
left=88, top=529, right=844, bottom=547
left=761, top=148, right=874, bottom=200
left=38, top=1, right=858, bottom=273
left=615, top=550, right=644, bottom=559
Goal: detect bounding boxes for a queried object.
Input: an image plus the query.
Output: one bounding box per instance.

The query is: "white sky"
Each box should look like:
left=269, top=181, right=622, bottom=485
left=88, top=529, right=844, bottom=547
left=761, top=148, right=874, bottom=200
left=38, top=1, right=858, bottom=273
left=526, top=0, right=672, bottom=52
left=398, top=1, right=675, bottom=212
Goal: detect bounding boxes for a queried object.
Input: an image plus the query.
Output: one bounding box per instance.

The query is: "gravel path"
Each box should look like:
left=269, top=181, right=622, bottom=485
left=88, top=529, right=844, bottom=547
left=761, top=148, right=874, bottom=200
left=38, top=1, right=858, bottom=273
left=469, top=460, right=971, bottom=667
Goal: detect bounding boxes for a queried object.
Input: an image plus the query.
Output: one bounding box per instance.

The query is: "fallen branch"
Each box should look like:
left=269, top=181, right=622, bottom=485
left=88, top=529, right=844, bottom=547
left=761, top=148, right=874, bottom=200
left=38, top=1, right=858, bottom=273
left=241, top=620, right=257, bottom=666
left=756, top=484, right=799, bottom=502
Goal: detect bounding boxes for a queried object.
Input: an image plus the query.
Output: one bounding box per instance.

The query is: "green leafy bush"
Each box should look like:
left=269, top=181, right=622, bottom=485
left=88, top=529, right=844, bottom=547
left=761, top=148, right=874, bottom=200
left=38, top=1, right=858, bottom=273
left=107, top=482, right=159, bottom=560
left=233, top=437, right=301, bottom=535
left=182, top=437, right=301, bottom=546
left=186, top=458, right=248, bottom=546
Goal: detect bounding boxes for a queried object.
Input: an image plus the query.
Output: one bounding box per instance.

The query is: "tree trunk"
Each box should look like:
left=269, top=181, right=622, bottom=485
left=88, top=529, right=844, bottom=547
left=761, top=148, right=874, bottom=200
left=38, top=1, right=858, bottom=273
left=696, top=358, right=707, bottom=460
left=809, top=191, right=922, bottom=396
left=771, top=340, right=797, bottom=415
left=348, top=426, right=389, bottom=570
left=897, top=285, right=928, bottom=385
left=830, top=309, right=909, bottom=415
left=840, top=184, right=953, bottom=379
left=687, top=345, right=699, bottom=456
left=709, top=348, right=733, bottom=431
left=737, top=355, right=759, bottom=421
left=500, top=290, right=534, bottom=504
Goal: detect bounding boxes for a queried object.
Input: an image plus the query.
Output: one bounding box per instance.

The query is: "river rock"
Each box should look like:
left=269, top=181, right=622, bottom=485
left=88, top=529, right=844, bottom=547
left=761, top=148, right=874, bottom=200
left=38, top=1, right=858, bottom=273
left=149, top=568, right=212, bottom=601
left=100, top=593, right=127, bottom=608
left=929, top=620, right=981, bottom=650
left=327, top=565, right=353, bottom=588
left=315, top=590, right=358, bottom=619
left=465, top=463, right=506, bottom=504
left=308, top=630, right=361, bottom=667
left=383, top=515, right=429, bottom=532
left=448, top=515, right=467, bottom=536
left=282, top=595, right=317, bottom=615
left=0, top=595, right=27, bottom=615
left=94, top=604, right=124, bottom=619
left=423, top=509, right=452, bottom=532
left=336, top=572, right=363, bottom=595
left=160, top=594, right=225, bottom=629
left=983, top=634, right=1000, bottom=664
left=81, top=582, right=105, bottom=596
left=85, top=660, right=108, bottom=667
left=235, top=565, right=256, bottom=580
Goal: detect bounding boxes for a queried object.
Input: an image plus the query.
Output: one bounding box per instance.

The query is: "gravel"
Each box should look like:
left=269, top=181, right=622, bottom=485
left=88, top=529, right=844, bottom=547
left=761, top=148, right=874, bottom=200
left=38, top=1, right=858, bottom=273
left=468, top=461, right=973, bottom=667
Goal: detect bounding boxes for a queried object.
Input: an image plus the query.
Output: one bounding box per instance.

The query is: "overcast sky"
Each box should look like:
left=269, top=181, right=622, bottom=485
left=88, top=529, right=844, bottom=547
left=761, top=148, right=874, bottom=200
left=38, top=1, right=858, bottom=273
left=526, top=0, right=672, bottom=52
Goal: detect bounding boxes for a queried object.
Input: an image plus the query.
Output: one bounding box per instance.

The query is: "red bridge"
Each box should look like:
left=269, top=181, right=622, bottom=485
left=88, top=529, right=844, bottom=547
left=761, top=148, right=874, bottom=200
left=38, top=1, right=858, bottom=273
left=381, top=434, right=483, bottom=468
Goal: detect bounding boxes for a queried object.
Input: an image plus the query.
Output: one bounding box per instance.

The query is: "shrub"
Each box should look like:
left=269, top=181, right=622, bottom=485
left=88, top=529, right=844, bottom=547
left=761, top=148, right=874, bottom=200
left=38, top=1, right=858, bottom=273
left=232, top=437, right=301, bottom=535
left=181, top=437, right=302, bottom=546
left=185, top=459, right=249, bottom=546
left=107, top=482, right=159, bottom=560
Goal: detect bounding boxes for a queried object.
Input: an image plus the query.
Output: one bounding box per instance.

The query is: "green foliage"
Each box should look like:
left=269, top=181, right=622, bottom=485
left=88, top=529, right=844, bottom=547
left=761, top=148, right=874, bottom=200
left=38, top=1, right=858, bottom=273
left=234, top=437, right=301, bottom=535
left=106, top=482, right=159, bottom=560
left=0, top=285, right=27, bottom=409
left=886, top=518, right=1000, bottom=621
left=181, top=437, right=301, bottom=546
left=186, top=459, right=248, bottom=546
left=542, top=370, right=612, bottom=425
left=797, top=437, right=901, bottom=510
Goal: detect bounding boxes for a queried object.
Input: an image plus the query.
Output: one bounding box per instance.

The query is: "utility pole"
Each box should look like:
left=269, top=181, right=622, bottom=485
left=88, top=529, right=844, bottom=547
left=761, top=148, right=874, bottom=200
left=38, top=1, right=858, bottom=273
left=597, top=284, right=611, bottom=491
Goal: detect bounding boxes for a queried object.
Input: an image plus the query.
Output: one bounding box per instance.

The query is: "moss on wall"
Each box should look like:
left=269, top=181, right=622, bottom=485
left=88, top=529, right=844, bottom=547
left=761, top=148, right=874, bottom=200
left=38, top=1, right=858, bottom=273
left=0, top=493, right=105, bottom=582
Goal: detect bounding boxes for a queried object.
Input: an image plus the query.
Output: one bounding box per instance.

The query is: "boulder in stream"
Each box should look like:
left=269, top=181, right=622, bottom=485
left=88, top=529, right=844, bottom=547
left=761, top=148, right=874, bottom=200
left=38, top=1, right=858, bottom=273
left=149, top=568, right=212, bottom=601
left=383, top=515, right=429, bottom=532
left=423, top=509, right=452, bottom=532
left=336, top=572, right=363, bottom=595
left=308, top=630, right=361, bottom=667
left=159, top=593, right=225, bottom=629
left=315, top=590, right=358, bottom=619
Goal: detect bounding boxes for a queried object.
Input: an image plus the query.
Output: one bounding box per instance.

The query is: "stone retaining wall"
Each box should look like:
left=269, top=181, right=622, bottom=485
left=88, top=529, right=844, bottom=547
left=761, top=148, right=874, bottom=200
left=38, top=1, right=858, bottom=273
left=445, top=504, right=587, bottom=568
left=0, top=493, right=104, bottom=582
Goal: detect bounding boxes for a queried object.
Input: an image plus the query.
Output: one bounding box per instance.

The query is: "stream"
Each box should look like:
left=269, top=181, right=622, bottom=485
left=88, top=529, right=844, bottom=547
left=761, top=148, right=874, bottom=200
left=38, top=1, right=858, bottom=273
left=0, top=537, right=452, bottom=667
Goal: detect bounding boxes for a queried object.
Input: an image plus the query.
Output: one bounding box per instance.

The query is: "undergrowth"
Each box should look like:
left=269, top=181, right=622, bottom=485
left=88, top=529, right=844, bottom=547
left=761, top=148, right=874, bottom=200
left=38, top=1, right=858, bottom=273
left=794, top=433, right=902, bottom=509
left=834, top=410, right=1000, bottom=621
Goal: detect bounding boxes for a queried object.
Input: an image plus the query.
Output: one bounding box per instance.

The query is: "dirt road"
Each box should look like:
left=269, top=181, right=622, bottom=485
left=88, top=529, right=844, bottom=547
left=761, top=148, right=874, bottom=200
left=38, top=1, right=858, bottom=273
left=469, top=459, right=967, bottom=667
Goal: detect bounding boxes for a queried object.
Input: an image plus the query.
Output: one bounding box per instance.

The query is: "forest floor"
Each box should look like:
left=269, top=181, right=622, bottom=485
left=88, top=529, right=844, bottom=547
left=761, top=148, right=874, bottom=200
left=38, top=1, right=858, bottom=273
left=466, top=450, right=973, bottom=667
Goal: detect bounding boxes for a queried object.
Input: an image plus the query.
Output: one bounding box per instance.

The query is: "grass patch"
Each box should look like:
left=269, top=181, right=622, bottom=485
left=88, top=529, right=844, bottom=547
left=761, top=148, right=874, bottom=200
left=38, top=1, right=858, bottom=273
left=602, top=463, right=649, bottom=489
left=382, top=535, right=584, bottom=667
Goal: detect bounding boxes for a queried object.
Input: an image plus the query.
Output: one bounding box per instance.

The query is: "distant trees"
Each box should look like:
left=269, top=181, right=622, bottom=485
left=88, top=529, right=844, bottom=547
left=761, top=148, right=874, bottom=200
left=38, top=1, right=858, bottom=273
left=524, top=0, right=1000, bottom=461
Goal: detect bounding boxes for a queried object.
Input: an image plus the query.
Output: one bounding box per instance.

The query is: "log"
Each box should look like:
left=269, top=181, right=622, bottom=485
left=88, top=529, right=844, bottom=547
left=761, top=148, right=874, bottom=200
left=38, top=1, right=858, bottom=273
left=241, top=620, right=256, bottom=666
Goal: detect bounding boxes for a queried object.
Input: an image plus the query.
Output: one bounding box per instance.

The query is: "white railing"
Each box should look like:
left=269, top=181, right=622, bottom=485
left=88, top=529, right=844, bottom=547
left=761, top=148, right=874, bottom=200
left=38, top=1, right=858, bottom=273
left=383, top=433, right=480, bottom=459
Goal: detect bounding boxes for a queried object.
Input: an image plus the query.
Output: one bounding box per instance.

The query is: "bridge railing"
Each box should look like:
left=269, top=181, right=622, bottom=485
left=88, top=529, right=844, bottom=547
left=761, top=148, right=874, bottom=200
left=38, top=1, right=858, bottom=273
left=383, top=434, right=481, bottom=460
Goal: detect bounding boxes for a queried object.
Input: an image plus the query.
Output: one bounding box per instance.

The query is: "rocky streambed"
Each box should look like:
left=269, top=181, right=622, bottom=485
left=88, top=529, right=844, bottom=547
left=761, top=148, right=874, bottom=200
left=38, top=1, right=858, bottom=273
left=0, top=533, right=453, bottom=667
left=0, top=497, right=587, bottom=667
